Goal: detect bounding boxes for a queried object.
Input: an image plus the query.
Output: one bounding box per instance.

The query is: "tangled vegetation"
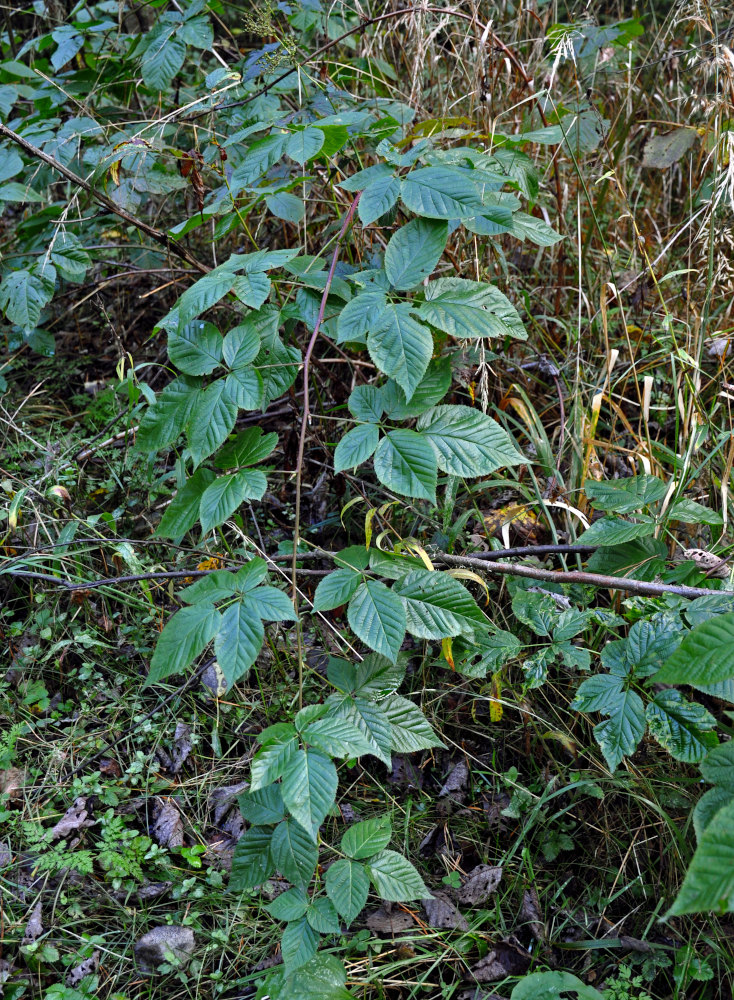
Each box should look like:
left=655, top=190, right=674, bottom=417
left=2, top=1, right=734, bottom=998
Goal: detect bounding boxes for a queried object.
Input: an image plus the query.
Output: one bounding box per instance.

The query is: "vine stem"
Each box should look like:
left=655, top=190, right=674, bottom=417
left=291, top=193, right=362, bottom=709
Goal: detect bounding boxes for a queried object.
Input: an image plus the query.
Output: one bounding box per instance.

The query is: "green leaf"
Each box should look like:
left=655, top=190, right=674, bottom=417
left=179, top=14, right=213, bottom=48
left=383, top=218, right=448, bottom=290
left=457, top=629, right=522, bottom=679
left=287, top=126, right=325, bottom=164
left=359, top=175, right=401, bottom=225
left=380, top=694, right=445, bottom=752
left=666, top=800, right=734, bottom=916
left=655, top=613, right=734, bottom=688
left=156, top=468, right=215, bottom=538
left=366, top=849, right=431, bottom=902
left=584, top=475, right=667, bottom=513
left=142, top=32, right=186, bottom=90
left=668, top=499, right=724, bottom=525
left=348, top=384, right=384, bottom=423
left=215, top=427, right=278, bottom=469
left=401, top=166, right=483, bottom=219
left=233, top=558, right=269, bottom=593
left=334, top=424, right=380, bottom=473
left=336, top=289, right=386, bottom=344
left=353, top=654, right=406, bottom=697
left=700, top=742, right=734, bottom=791
left=281, top=749, right=338, bottom=841
left=230, top=827, right=274, bottom=891
left=325, top=858, right=369, bottom=924
left=326, top=694, right=393, bottom=765
left=367, top=304, right=433, bottom=401
left=169, top=321, right=222, bottom=375
left=251, top=737, right=298, bottom=791
left=232, top=272, right=271, bottom=310
left=342, top=816, right=392, bottom=861
left=0, top=267, right=55, bottom=327
left=586, top=685, right=645, bottom=772
left=643, top=127, right=697, bottom=169
left=214, top=598, right=265, bottom=688
left=382, top=357, right=452, bottom=419
left=347, top=580, right=406, bottom=662
left=416, top=404, right=524, bottom=476
left=306, top=897, right=341, bottom=934
left=256, top=329, right=301, bottom=405
left=266, top=191, right=305, bottom=223
left=49, top=233, right=90, bottom=282
left=0, top=181, right=44, bottom=203
left=417, top=277, right=527, bottom=340
left=313, top=568, right=363, bottom=612
left=281, top=918, right=320, bottom=972
left=693, top=787, right=732, bottom=841
left=586, top=536, right=667, bottom=582
left=392, top=569, right=488, bottom=639
left=301, top=718, right=373, bottom=758
left=187, top=379, right=239, bottom=466
left=135, top=376, right=201, bottom=453
left=179, top=570, right=238, bottom=604
left=507, top=211, right=564, bottom=247
left=265, top=887, right=308, bottom=921
left=577, top=516, right=656, bottom=546
left=199, top=470, right=263, bottom=533
left=146, top=604, right=221, bottom=686
left=223, top=323, right=261, bottom=368
left=510, top=971, right=603, bottom=1000
left=239, top=785, right=286, bottom=826
left=373, top=429, right=438, bottom=502
left=270, top=819, right=318, bottom=890
left=249, top=585, right=297, bottom=621
left=259, top=953, right=351, bottom=1000
left=645, top=690, right=718, bottom=762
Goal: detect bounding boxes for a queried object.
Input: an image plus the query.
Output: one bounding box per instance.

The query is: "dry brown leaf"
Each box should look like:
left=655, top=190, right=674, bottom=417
left=152, top=799, right=184, bottom=848
left=50, top=797, right=94, bottom=841
left=65, top=950, right=100, bottom=986
left=520, top=888, right=546, bottom=941
left=423, top=891, right=469, bottom=931
left=459, top=865, right=503, bottom=905
left=0, top=768, right=25, bottom=800
left=22, top=900, right=43, bottom=944
left=170, top=722, right=193, bottom=773
left=366, top=905, right=416, bottom=934
left=471, top=941, right=530, bottom=982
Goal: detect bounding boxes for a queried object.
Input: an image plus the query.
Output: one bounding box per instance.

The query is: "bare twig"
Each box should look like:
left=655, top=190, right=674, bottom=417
left=0, top=123, right=210, bottom=275
left=291, top=193, right=362, bottom=709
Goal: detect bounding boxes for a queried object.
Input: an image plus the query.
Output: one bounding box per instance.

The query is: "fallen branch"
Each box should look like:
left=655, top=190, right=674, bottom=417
left=0, top=123, right=210, bottom=275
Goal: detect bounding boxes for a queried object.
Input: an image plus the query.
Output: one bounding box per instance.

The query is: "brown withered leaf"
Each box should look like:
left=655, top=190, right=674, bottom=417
left=66, top=951, right=100, bottom=987
left=366, top=905, right=415, bottom=934
left=209, top=781, right=249, bottom=826
left=470, top=941, right=530, bottom=982
left=170, top=723, right=193, bottom=774
left=459, top=865, right=503, bottom=906
left=439, top=760, right=469, bottom=799
left=423, top=892, right=469, bottom=931
left=23, top=900, right=43, bottom=944
left=0, top=768, right=25, bottom=800
left=152, top=799, right=184, bottom=848
left=50, top=797, right=94, bottom=841
left=520, top=887, right=546, bottom=942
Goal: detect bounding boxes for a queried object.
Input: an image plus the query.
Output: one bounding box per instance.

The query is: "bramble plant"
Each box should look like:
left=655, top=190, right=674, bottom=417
left=3, top=2, right=734, bottom=998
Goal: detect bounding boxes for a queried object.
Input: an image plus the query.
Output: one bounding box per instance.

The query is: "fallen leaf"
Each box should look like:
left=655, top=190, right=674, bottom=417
left=459, top=865, right=503, bottom=905
left=135, top=882, right=172, bottom=902
left=209, top=781, right=249, bottom=825
left=170, top=722, right=193, bottom=773
left=470, top=941, right=530, bottom=982
left=50, top=797, right=94, bottom=841
left=23, top=900, right=43, bottom=944
left=439, top=760, right=469, bottom=799
left=134, top=925, right=195, bottom=975
left=520, top=887, right=545, bottom=941
left=66, top=950, right=99, bottom=986
left=0, top=768, right=25, bottom=800
left=366, top=905, right=416, bottom=934
left=152, top=798, right=184, bottom=848
left=423, top=891, right=469, bottom=931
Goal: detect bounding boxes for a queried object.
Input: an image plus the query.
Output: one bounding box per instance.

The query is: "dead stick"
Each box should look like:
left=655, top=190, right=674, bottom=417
left=0, top=123, right=210, bottom=275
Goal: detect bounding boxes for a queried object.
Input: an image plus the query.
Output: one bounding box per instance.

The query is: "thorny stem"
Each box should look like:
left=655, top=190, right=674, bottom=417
left=291, top=193, right=362, bottom=709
